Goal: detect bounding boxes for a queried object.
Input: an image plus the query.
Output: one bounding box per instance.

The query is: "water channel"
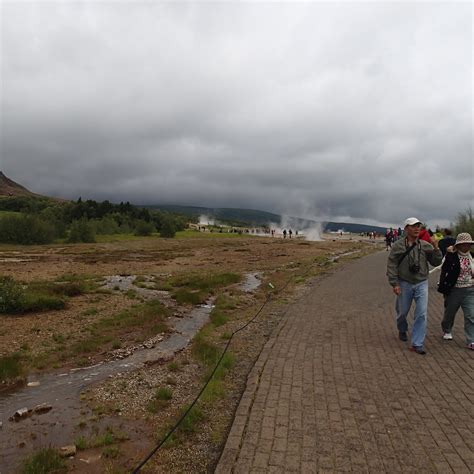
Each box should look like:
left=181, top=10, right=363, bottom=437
left=0, top=273, right=261, bottom=472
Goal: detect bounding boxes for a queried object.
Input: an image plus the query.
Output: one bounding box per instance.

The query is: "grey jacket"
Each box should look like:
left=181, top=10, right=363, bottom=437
left=387, top=238, right=443, bottom=286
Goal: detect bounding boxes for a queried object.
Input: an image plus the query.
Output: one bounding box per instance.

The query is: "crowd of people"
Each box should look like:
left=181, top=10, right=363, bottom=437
left=386, top=217, right=474, bottom=354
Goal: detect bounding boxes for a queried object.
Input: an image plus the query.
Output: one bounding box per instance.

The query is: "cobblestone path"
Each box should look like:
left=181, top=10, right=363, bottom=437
left=216, top=251, right=473, bottom=473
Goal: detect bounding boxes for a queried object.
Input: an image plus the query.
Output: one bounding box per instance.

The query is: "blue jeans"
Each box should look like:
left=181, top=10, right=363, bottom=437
left=396, top=279, right=429, bottom=348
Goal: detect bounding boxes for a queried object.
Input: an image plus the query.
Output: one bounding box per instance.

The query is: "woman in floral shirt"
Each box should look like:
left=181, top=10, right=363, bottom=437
left=438, top=232, right=474, bottom=350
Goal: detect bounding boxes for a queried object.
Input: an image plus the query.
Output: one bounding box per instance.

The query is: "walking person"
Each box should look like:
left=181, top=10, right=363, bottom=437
left=387, top=217, right=443, bottom=354
left=437, top=233, right=474, bottom=350
left=438, top=228, right=456, bottom=257
left=385, top=229, right=393, bottom=250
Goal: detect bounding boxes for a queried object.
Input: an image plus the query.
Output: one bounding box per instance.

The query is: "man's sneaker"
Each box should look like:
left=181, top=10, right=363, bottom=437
left=398, top=331, right=408, bottom=341
left=410, top=346, right=426, bottom=355
left=443, top=332, right=453, bottom=340
left=467, top=342, right=474, bottom=351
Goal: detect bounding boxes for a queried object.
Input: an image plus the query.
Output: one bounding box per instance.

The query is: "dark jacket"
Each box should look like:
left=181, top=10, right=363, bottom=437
left=437, top=252, right=460, bottom=295
left=438, top=237, right=456, bottom=257
left=437, top=250, right=474, bottom=295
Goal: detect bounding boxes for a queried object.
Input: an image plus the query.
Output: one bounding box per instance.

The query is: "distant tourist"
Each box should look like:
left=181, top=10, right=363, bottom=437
left=438, top=228, right=456, bottom=257
left=418, top=224, right=432, bottom=242
left=385, top=229, right=394, bottom=250
left=289, top=229, right=293, bottom=238
left=283, top=229, right=287, bottom=239
left=386, top=217, right=442, bottom=354
left=437, top=233, right=474, bottom=350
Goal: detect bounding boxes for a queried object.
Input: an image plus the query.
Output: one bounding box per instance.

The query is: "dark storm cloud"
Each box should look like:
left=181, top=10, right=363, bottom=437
left=1, top=1, right=472, bottom=228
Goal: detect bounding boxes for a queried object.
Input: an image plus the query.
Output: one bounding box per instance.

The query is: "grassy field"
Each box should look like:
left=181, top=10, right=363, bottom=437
left=0, top=210, right=22, bottom=217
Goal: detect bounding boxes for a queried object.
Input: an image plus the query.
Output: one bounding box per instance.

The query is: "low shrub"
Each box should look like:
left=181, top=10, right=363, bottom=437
left=102, top=445, right=120, bottom=459
left=134, top=220, right=155, bottom=236
left=0, top=276, right=25, bottom=313
left=210, top=308, right=228, bottom=327
left=192, top=333, right=221, bottom=366
left=172, top=288, right=206, bottom=305
left=454, top=208, right=474, bottom=236
left=168, top=272, right=241, bottom=305
left=0, top=352, right=23, bottom=382
left=21, top=447, right=67, bottom=474
left=92, top=216, right=120, bottom=235
left=155, top=386, right=173, bottom=400
left=159, top=218, right=176, bottom=238
left=68, top=218, right=96, bottom=243
left=178, top=405, right=206, bottom=434
left=0, top=214, right=56, bottom=244
left=75, top=435, right=88, bottom=450
left=22, top=293, right=66, bottom=312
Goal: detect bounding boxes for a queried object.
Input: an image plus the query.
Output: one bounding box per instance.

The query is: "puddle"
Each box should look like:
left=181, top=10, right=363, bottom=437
left=241, top=272, right=262, bottom=292
left=101, top=275, right=169, bottom=301
left=329, top=250, right=361, bottom=262
left=0, top=303, right=213, bottom=472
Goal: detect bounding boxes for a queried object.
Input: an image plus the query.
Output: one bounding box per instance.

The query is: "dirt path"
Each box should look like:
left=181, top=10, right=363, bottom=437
left=216, top=251, right=473, bottom=473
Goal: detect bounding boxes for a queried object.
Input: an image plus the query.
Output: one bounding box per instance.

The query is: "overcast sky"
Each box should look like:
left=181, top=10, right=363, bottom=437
left=1, top=1, right=472, bottom=228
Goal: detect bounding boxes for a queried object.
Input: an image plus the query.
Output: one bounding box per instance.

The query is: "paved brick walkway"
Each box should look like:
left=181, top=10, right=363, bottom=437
left=216, top=251, right=473, bottom=473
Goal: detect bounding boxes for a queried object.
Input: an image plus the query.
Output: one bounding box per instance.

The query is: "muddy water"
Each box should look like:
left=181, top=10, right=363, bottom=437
left=0, top=304, right=212, bottom=472
left=241, top=272, right=261, bottom=292
left=0, top=273, right=261, bottom=472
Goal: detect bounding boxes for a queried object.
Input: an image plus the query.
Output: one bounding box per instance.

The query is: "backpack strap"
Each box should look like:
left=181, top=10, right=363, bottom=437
left=397, top=242, right=417, bottom=266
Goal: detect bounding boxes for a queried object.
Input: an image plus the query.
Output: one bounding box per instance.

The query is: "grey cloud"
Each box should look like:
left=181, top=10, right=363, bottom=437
left=1, top=1, right=472, bottom=229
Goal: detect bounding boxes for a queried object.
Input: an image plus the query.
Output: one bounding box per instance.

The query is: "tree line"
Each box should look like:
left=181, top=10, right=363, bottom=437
left=0, top=196, right=192, bottom=244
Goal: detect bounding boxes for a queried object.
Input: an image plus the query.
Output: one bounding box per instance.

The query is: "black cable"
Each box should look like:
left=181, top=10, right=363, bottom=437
left=132, top=259, right=317, bottom=473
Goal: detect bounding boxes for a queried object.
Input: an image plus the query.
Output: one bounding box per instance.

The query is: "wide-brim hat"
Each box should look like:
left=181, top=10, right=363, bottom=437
left=404, top=217, right=421, bottom=227
left=455, top=232, right=474, bottom=246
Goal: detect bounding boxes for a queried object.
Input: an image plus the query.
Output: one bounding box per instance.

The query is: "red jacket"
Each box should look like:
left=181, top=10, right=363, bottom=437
left=419, top=229, right=431, bottom=242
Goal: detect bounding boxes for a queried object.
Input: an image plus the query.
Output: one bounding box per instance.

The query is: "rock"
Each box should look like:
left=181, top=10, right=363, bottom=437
left=11, top=407, right=30, bottom=421
left=33, top=403, right=52, bottom=414
left=27, top=381, right=40, bottom=387
left=60, top=445, right=77, bottom=457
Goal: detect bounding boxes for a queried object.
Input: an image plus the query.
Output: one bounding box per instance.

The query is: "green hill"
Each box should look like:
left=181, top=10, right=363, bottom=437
left=144, top=204, right=387, bottom=234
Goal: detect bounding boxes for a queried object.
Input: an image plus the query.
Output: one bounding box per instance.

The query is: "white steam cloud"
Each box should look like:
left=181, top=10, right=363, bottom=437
left=199, top=215, right=215, bottom=226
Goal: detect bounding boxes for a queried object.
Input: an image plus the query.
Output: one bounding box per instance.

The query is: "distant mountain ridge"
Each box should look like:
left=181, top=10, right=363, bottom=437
left=0, top=171, right=37, bottom=197
left=145, top=204, right=387, bottom=234
left=0, top=173, right=387, bottom=233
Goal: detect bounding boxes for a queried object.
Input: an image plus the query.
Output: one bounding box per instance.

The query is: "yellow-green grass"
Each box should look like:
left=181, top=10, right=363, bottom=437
left=0, top=210, right=22, bottom=218
left=21, top=448, right=67, bottom=474
left=0, top=352, right=24, bottom=382
left=175, top=230, right=257, bottom=239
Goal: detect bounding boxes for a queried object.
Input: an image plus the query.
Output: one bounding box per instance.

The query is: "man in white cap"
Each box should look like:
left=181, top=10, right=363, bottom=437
left=387, top=217, right=443, bottom=354
left=437, top=232, right=474, bottom=350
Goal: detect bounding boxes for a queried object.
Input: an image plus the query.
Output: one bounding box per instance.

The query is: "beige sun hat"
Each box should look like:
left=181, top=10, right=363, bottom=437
left=454, top=232, right=474, bottom=246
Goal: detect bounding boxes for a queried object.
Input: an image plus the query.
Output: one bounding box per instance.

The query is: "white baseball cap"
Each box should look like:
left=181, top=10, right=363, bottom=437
left=404, top=217, right=421, bottom=227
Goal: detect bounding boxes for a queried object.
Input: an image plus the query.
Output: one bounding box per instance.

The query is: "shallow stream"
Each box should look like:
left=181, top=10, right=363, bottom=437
left=0, top=273, right=261, bottom=471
